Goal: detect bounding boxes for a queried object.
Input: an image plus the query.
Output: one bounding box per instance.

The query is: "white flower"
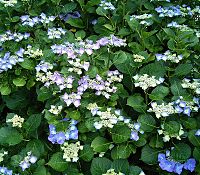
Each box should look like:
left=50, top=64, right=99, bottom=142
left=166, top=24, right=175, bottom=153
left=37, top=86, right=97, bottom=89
left=6, top=114, right=24, bottom=128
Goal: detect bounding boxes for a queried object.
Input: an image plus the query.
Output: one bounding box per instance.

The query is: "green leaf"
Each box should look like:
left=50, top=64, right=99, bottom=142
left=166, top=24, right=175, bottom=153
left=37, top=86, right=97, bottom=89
left=141, top=145, right=158, bottom=165
left=149, top=136, right=164, bottom=148
left=37, top=87, right=52, bottom=102
left=19, top=59, right=35, bottom=70
left=48, top=152, right=68, bottom=172
left=79, top=144, right=94, bottom=162
left=2, top=89, right=29, bottom=109
left=66, top=18, right=85, bottom=28
left=113, top=51, right=128, bottom=65
left=112, top=159, right=129, bottom=174
left=24, top=114, right=42, bottom=132
left=163, top=121, right=180, bottom=135
left=51, top=0, right=61, bottom=4
left=10, top=155, right=23, bottom=167
left=26, top=139, right=45, bottom=157
left=139, top=62, right=166, bottom=77
left=163, top=28, right=175, bottom=37
left=127, top=94, right=147, bottom=113
left=33, top=166, right=47, bottom=175
left=13, top=77, right=26, bottom=87
left=149, top=86, right=169, bottom=100
left=96, top=7, right=108, bottom=16
left=0, top=85, right=11, bottom=95
left=91, top=136, right=110, bottom=152
left=62, top=2, right=77, bottom=13
left=111, top=125, right=131, bottom=143
left=91, top=157, right=112, bottom=175
left=75, top=30, right=86, bottom=39
left=138, top=114, right=156, bottom=132
left=170, top=79, right=187, bottom=96
left=193, top=147, right=200, bottom=161
left=111, top=144, right=136, bottom=159
left=67, top=110, right=80, bottom=120
left=129, top=166, right=143, bottom=175
left=171, top=143, right=191, bottom=163
left=0, top=127, right=23, bottom=146
left=174, top=63, right=193, bottom=76
left=188, top=130, right=200, bottom=147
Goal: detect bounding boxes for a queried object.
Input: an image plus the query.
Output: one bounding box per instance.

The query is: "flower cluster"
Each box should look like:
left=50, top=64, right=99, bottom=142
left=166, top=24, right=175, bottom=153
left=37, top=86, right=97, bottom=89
left=0, top=0, right=17, bottom=7
left=24, top=45, right=43, bottom=58
left=93, top=108, right=119, bottom=129
left=133, top=74, right=164, bottom=91
left=51, top=35, right=126, bottom=58
left=0, top=50, right=24, bottom=73
left=6, top=114, right=24, bottom=128
left=49, top=105, right=62, bottom=115
left=174, top=97, right=200, bottom=116
left=47, top=27, right=66, bottom=39
left=102, top=169, right=125, bottom=175
left=155, top=5, right=193, bottom=17
left=155, top=50, right=183, bottom=63
left=48, top=120, right=78, bottom=144
left=158, top=151, right=196, bottom=174
left=36, top=63, right=74, bottom=91
left=0, top=166, right=13, bottom=175
left=99, top=0, right=115, bottom=11
left=61, top=141, right=83, bottom=162
left=20, top=13, right=56, bottom=27
left=130, top=14, right=153, bottom=25
left=158, top=124, right=184, bottom=142
left=133, top=54, right=146, bottom=62
left=19, top=152, right=37, bottom=171
left=62, top=92, right=81, bottom=107
left=0, top=31, right=30, bottom=43
left=78, top=71, right=123, bottom=99
left=148, top=102, right=176, bottom=118
left=0, top=151, right=8, bottom=163
left=181, top=78, right=200, bottom=94
left=129, top=122, right=144, bottom=141
left=68, top=58, right=90, bottom=75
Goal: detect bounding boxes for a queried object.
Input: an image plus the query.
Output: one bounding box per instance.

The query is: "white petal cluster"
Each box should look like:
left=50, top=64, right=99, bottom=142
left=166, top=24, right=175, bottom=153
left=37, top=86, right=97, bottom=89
left=6, top=114, right=24, bottom=128
left=0, top=151, right=8, bottom=163
left=156, top=50, right=183, bottom=63
left=158, top=124, right=184, bottom=142
left=0, top=0, right=17, bottom=7
left=133, top=74, right=164, bottom=91
left=61, top=141, right=83, bottom=162
left=24, top=45, right=43, bottom=58
left=102, top=169, right=125, bottom=175
left=131, top=14, right=152, bottom=20
left=0, top=31, right=30, bottom=43
left=99, top=0, right=115, bottom=11
left=49, top=105, right=62, bottom=115
left=68, top=58, right=90, bottom=75
left=94, top=108, right=119, bottom=129
left=148, top=102, right=176, bottom=118
left=47, top=27, right=66, bottom=39
left=181, top=78, right=200, bottom=94
left=107, top=70, right=123, bottom=83
left=133, top=54, right=146, bottom=62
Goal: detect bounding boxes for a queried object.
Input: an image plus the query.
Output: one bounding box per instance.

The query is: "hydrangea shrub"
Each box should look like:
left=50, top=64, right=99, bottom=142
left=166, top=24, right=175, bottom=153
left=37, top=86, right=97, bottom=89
left=0, top=0, right=200, bottom=174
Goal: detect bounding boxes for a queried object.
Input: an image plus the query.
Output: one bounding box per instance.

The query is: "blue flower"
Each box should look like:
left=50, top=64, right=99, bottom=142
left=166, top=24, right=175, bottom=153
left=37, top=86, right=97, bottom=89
left=195, top=129, right=200, bottom=136
left=183, top=107, right=191, bottom=116
left=174, top=162, right=184, bottom=175
left=59, top=11, right=81, bottom=22
left=55, top=132, right=66, bottom=144
left=130, top=131, right=139, bottom=141
left=159, top=159, right=176, bottom=172
left=184, top=158, right=196, bottom=172
left=158, top=153, right=166, bottom=162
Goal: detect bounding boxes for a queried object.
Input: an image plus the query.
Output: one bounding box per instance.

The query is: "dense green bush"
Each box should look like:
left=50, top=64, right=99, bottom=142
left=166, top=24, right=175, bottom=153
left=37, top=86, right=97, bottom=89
left=0, top=0, right=200, bottom=174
